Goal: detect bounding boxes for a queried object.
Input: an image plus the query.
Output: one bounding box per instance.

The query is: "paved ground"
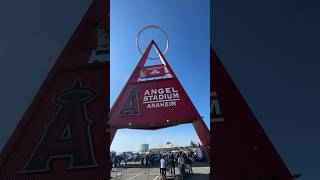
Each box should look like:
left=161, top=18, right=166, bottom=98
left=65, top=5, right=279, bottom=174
left=111, top=161, right=210, bottom=180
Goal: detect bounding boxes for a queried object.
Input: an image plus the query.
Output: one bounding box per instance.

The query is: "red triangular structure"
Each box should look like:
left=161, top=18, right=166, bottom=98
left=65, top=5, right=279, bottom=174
left=109, top=40, right=210, bottom=147
left=211, top=48, right=293, bottom=179
left=0, top=0, right=109, bottom=179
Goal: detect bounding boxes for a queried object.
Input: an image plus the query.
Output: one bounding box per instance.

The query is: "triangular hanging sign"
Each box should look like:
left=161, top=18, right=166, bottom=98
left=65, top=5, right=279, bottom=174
left=109, top=40, right=210, bottom=147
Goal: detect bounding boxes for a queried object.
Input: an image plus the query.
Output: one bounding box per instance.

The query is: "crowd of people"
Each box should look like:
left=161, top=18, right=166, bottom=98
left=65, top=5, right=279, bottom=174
left=140, top=153, right=155, bottom=167
left=159, top=152, right=194, bottom=180
left=111, top=151, right=195, bottom=179
left=111, top=153, right=127, bottom=168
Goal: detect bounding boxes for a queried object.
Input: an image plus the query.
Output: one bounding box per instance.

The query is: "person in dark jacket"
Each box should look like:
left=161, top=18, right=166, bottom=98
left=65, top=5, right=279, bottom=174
left=150, top=155, right=154, bottom=167
left=146, top=154, right=149, bottom=167
left=185, top=154, right=193, bottom=175
left=141, top=155, right=145, bottom=165
left=169, top=152, right=176, bottom=175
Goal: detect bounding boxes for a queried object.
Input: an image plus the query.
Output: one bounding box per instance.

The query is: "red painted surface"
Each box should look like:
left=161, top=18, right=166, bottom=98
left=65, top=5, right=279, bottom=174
left=109, top=40, right=210, bottom=147
left=211, top=48, right=293, bottom=179
left=0, top=0, right=109, bottom=179
left=111, top=79, right=196, bottom=129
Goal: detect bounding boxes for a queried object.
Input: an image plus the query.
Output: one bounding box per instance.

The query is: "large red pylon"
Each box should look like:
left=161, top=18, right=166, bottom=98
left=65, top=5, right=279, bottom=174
left=109, top=40, right=210, bottom=148
left=211, top=48, right=293, bottom=179
left=0, top=0, right=109, bottom=179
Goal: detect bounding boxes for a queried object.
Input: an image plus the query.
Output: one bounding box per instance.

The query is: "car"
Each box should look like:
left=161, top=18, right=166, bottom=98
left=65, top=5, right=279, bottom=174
left=150, top=153, right=161, bottom=161
left=134, top=153, right=142, bottom=161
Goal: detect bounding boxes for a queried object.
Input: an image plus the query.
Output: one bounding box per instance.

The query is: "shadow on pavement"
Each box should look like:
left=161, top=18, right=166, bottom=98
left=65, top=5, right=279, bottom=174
left=190, top=161, right=210, bottom=167
left=174, top=173, right=210, bottom=180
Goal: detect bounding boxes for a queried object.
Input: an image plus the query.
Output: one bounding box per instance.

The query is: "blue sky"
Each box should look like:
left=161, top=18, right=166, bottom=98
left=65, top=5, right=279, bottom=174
left=110, top=0, right=210, bottom=152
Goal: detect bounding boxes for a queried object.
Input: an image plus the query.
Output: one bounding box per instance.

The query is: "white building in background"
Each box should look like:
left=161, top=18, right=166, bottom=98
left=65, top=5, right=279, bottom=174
left=165, top=142, right=174, bottom=148
left=140, top=143, right=149, bottom=152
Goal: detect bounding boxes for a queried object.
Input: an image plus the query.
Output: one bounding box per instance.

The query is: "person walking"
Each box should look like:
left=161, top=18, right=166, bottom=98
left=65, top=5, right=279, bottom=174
left=169, top=152, right=176, bottom=176
left=117, top=155, right=121, bottom=167
left=150, top=154, right=154, bottom=167
left=124, top=154, right=128, bottom=167
left=146, top=154, right=149, bottom=167
left=141, top=155, right=145, bottom=165
left=111, top=155, right=116, bottom=168
left=185, top=154, right=193, bottom=175
left=178, top=152, right=185, bottom=180
left=113, top=156, right=118, bottom=168
left=160, top=156, right=167, bottom=180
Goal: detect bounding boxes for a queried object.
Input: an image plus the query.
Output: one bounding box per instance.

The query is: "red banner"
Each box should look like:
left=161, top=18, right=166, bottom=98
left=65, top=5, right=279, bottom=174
left=140, top=64, right=165, bottom=78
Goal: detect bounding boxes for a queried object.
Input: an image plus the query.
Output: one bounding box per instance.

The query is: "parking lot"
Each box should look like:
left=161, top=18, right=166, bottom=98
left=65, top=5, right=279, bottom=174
left=111, top=161, right=210, bottom=180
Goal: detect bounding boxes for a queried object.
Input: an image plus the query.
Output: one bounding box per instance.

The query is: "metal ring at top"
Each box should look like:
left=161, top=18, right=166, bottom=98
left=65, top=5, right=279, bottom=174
left=136, top=25, right=169, bottom=60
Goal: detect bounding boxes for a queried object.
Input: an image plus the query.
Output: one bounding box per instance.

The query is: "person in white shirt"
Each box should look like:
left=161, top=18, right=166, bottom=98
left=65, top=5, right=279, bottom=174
left=160, top=156, right=166, bottom=179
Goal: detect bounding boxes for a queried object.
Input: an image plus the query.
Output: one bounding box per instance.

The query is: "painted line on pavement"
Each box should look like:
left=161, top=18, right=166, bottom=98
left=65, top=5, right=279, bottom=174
left=152, top=175, right=160, bottom=180
left=126, top=174, right=142, bottom=180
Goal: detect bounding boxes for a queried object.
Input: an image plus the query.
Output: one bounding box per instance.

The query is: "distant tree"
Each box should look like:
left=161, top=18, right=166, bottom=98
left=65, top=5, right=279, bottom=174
left=190, top=140, right=197, bottom=148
